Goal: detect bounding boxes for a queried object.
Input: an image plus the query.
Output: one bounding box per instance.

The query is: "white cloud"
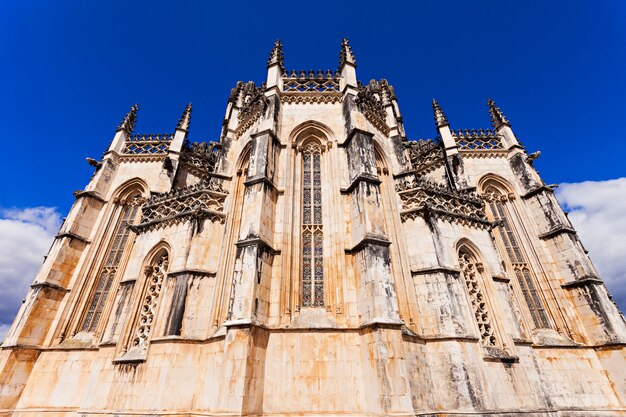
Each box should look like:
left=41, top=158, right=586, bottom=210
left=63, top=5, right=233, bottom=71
left=0, top=207, right=61, bottom=343
left=556, top=178, right=626, bottom=312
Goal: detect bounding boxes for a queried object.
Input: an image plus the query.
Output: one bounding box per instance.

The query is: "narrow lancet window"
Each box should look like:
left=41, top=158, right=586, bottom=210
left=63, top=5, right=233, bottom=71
left=485, top=188, right=550, bottom=329
left=458, top=248, right=498, bottom=347
left=301, top=142, right=324, bottom=307
left=81, top=195, right=142, bottom=332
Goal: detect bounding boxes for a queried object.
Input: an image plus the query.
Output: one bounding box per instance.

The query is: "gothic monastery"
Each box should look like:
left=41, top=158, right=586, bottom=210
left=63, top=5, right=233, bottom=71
left=1, top=40, right=626, bottom=417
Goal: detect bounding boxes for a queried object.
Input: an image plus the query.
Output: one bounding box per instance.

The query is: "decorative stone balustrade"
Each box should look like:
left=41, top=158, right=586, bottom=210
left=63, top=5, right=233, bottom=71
left=132, top=179, right=227, bottom=233
left=396, top=176, right=490, bottom=228
left=122, top=133, right=174, bottom=156
left=452, top=129, right=504, bottom=151
left=405, top=139, right=444, bottom=173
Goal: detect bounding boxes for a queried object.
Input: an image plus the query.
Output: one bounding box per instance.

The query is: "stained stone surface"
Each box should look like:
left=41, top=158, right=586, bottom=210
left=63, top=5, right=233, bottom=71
left=1, top=40, right=625, bottom=417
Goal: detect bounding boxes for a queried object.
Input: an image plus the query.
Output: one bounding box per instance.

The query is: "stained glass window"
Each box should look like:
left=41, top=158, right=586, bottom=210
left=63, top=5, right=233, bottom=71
left=486, top=189, right=550, bottom=329
left=301, top=143, right=324, bottom=307
left=81, top=195, right=141, bottom=332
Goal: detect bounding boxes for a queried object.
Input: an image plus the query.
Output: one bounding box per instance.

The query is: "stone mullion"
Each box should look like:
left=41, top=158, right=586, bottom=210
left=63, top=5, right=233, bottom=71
left=342, top=128, right=400, bottom=324
left=54, top=201, right=121, bottom=344
left=212, top=169, right=247, bottom=330
left=489, top=198, right=551, bottom=330
left=511, top=191, right=589, bottom=338
left=278, top=146, right=296, bottom=323
left=227, top=131, right=279, bottom=324
left=321, top=144, right=341, bottom=318
left=378, top=168, right=416, bottom=328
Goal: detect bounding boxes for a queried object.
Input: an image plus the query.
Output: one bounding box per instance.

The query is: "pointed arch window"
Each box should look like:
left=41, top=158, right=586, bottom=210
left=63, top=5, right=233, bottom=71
left=81, top=194, right=143, bottom=332
left=484, top=186, right=550, bottom=329
left=458, top=247, right=498, bottom=347
left=301, top=142, right=324, bottom=307
left=132, top=251, right=169, bottom=349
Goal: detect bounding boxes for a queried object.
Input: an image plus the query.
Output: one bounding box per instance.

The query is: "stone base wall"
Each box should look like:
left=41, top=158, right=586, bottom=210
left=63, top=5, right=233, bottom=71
left=5, top=328, right=625, bottom=417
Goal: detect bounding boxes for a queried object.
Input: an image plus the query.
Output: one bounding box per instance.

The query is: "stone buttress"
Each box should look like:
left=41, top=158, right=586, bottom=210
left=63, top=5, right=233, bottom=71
left=1, top=39, right=626, bottom=417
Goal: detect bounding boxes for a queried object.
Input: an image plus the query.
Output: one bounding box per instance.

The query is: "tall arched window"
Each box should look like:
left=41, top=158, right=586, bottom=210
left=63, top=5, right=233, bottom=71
left=81, top=192, right=143, bottom=332
left=301, top=141, right=324, bottom=307
left=483, top=185, right=550, bottom=329
left=458, top=246, right=498, bottom=347
left=131, top=250, right=169, bottom=349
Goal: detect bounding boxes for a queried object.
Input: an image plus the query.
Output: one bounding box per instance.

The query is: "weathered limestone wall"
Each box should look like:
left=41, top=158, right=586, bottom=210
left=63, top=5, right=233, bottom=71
left=3, top=54, right=626, bottom=417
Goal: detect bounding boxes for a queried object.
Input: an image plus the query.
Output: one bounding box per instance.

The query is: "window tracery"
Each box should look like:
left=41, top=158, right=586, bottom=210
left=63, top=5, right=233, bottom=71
left=132, top=252, right=169, bottom=348
left=301, top=142, right=324, bottom=307
left=458, top=248, right=498, bottom=347
left=81, top=194, right=142, bottom=332
left=484, top=187, right=550, bottom=329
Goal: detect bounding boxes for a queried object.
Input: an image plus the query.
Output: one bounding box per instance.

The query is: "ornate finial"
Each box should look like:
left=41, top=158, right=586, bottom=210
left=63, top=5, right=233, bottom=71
left=487, top=98, right=510, bottom=129
left=432, top=99, right=449, bottom=128
left=267, top=39, right=286, bottom=74
left=177, top=103, right=192, bottom=131
left=338, top=38, right=356, bottom=70
left=117, top=104, right=139, bottom=133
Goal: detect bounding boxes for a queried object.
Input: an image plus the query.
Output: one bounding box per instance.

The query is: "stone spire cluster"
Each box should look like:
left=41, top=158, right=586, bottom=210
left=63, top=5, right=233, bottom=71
left=487, top=98, right=510, bottom=129
left=432, top=99, right=449, bottom=127
left=338, top=37, right=356, bottom=69
left=2, top=39, right=626, bottom=417
left=267, top=39, right=286, bottom=74
left=116, top=104, right=139, bottom=133
left=177, top=103, right=193, bottom=132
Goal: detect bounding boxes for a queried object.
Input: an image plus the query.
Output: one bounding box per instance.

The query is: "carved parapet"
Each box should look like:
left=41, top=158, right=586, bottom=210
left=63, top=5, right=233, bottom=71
left=397, top=176, right=491, bottom=228
left=281, top=92, right=342, bottom=104
left=355, top=81, right=390, bottom=135
left=131, top=179, right=227, bottom=233
left=232, top=82, right=267, bottom=138
left=122, top=133, right=174, bottom=156
left=179, top=141, right=220, bottom=178
left=404, top=139, right=445, bottom=174
left=282, top=70, right=340, bottom=92
left=452, top=129, right=504, bottom=151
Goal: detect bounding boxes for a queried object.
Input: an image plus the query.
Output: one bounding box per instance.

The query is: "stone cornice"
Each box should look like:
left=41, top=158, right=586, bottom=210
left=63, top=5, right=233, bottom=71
left=410, top=266, right=461, bottom=276
left=73, top=190, right=106, bottom=204
left=337, top=127, right=374, bottom=148
left=340, top=173, right=381, bottom=194
left=167, top=269, right=217, bottom=278
left=55, top=232, right=91, bottom=244
left=30, top=281, right=70, bottom=293
left=345, top=235, right=391, bottom=254
left=538, top=226, right=577, bottom=240
left=235, top=237, right=280, bottom=255
left=561, top=276, right=603, bottom=288
left=521, top=184, right=556, bottom=199
left=244, top=175, right=283, bottom=193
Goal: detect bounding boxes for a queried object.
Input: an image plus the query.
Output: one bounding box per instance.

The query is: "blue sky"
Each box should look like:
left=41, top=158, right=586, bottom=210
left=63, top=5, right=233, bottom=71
left=0, top=1, right=625, bottom=336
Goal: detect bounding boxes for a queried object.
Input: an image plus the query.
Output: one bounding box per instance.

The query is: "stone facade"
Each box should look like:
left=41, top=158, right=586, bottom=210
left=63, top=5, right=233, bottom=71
left=1, top=39, right=626, bottom=417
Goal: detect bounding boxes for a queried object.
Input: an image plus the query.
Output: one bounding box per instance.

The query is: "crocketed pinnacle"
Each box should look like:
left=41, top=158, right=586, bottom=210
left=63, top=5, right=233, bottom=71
left=117, top=104, right=139, bottom=133
left=487, top=98, right=510, bottom=129
left=267, top=39, right=286, bottom=74
left=177, top=103, right=192, bottom=131
left=432, top=99, right=449, bottom=128
left=338, top=38, right=356, bottom=69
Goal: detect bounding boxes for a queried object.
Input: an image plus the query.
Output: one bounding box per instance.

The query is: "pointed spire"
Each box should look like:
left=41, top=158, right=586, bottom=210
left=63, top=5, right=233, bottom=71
left=117, top=104, right=138, bottom=133
left=487, top=98, right=510, bottom=129
left=177, top=103, right=192, bottom=132
left=267, top=39, right=286, bottom=74
left=338, top=38, right=356, bottom=70
left=432, top=99, right=449, bottom=128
